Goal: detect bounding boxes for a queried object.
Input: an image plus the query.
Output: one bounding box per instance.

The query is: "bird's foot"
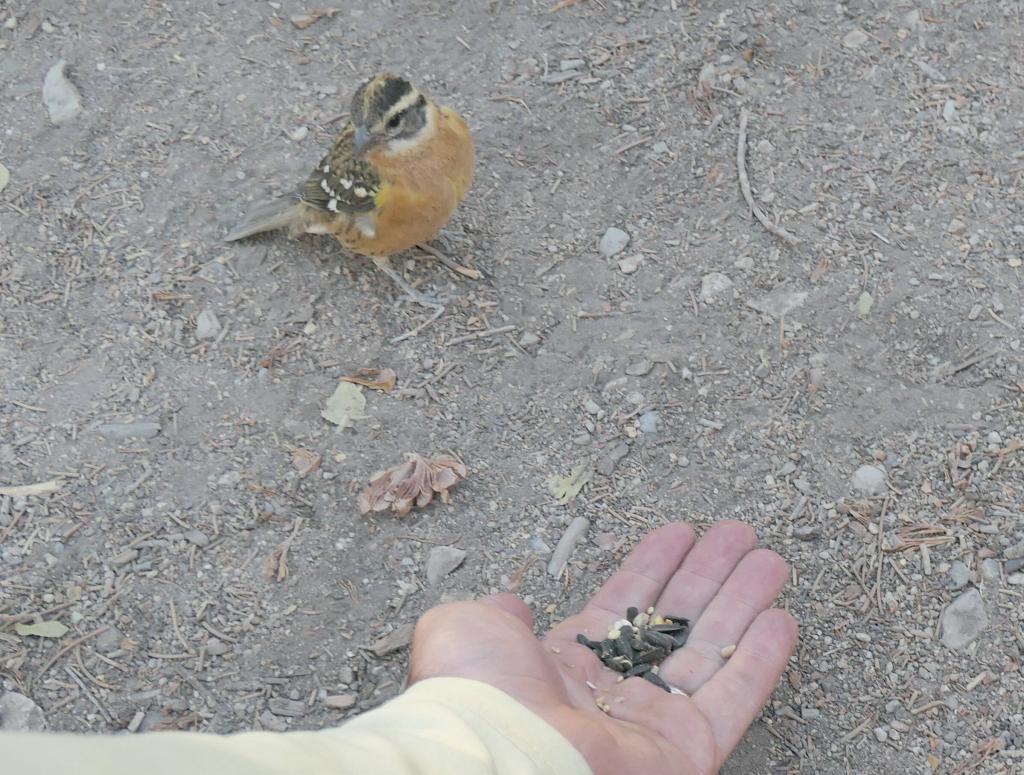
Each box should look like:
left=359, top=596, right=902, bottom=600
left=416, top=239, right=482, bottom=280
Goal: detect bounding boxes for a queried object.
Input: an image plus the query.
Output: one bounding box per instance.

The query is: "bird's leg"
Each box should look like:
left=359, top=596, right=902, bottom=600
left=372, top=256, right=444, bottom=309
left=416, top=231, right=482, bottom=280
left=372, top=257, right=445, bottom=343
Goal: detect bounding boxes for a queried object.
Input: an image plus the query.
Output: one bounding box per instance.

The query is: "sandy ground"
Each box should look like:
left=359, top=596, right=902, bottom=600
left=2, top=1, right=1023, bottom=772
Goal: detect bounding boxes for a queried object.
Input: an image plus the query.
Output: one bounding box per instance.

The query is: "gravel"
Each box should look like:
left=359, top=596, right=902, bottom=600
left=0, top=692, right=46, bottom=731
left=195, top=308, right=222, bottom=340
left=598, top=227, right=630, bottom=257
left=940, top=589, right=989, bottom=650
left=699, top=272, right=733, bottom=302
left=850, top=465, right=887, bottom=497
left=426, top=545, right=467, bottom=586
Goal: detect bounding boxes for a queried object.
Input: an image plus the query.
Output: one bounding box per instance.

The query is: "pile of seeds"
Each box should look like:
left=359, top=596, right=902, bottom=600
left=576, top=606, right=690, bottom=693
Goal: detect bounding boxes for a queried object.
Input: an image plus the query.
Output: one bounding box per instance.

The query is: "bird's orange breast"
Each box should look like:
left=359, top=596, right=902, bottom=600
left=337, top=105, right=474, bottom=258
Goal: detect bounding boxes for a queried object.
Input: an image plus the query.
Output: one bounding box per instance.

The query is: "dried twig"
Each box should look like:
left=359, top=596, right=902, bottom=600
left=736, top=109, right=801, bottom=245
left=0, top=478, right=63, bottom=497
left=444, top=325, right=517, bottom=346
left=29, top=626, right=109, bottom=691
left=262, top=518, right=303, bottom=582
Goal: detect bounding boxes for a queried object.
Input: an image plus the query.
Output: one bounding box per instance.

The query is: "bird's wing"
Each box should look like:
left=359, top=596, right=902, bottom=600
left=300, top=125, right=381, bottom=215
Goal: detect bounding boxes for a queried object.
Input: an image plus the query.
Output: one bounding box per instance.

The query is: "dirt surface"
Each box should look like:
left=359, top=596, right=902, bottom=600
left=2, top=0, right=1024, bottom=772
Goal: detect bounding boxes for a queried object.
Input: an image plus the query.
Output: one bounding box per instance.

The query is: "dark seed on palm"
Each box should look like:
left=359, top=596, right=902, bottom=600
left=643, top=670, right=673, bottom=691
left=641, top=629, right=676, bottom=651
left=576, top=633, right=603, bottom=652
left=624, top=662, right=653, bottom=677
left=626, top=606, right=639, bottom=623
left=637, top=646, right=668, bottom=663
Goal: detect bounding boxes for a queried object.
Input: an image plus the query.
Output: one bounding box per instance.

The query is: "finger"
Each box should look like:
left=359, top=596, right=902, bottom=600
left=586, top=522, right=697, bottom=619
left=654, top=520, right=757, bottom=621
left=662, top=549, right=789, bottom=692
left=478, top=592, right=534, bottom=629
left=594, top=677, right=713, bottom=775
left=690, top=607, right=798, bottom=766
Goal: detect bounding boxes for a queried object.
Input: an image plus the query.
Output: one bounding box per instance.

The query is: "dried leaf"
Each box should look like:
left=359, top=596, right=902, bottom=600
left=262, top=545, right=289, bottom=581
left=358, top=454, right=467, bottom=517
left=547, top=463, right=593, bottom=504
left=856, top=291, right=874, bottom=317
left=340, top=367, right=397, bottom=393
left=290, top=448, right=321, bottom=477
left=15, top=620, right=69, bottom=639
left=0, top=162, right=9, bottom=194
left=322, top=382, right=367, bottom=428
left=551, top=0, right=584, bottom=9
left=262, top=519, right=302, bottom=582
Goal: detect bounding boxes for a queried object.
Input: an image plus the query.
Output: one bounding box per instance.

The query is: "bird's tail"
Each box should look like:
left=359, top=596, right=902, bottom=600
left=223, top=198, right=300, bottom=242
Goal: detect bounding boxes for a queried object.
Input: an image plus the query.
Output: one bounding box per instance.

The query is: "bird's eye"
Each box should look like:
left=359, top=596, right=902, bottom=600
left=387, top=113, right=402, bottom=129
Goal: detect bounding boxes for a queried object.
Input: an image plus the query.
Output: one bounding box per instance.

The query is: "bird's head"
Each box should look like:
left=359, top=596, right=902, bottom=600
left=350, top=73, right=431, bottom=157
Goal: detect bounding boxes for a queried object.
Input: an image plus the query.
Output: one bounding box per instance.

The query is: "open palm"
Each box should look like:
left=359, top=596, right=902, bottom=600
left=410, top=521, right=797, bottom=775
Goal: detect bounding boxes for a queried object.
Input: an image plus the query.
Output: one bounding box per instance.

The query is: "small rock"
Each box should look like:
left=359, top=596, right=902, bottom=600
left=617, top=254, right=643, bottom=274
left=43, top=60, right=83, bottom=125
left=842, top=29, right=869, bottom=49
left=1004, top=538, right=1024, bottom=560
left=560, top=58, right=586, bottom=71
left=426, top=545, right=467, bottom=586
left=598, top=227, right=630, bottom=257
left=1005, top=558, right=1024, bottom=574
left=873, top=726, right=888, bottom=742
left=947, top=218, right=967, bottom=235
left=1009, top=573, right=1024, bottom=586
left=287, top=125, right=309, bottom=141
left=916, top=60, right=947, bottom=82
left=638, top=411, right=659, bottom=434
left=195, top=309, right=222, bottom=340
left=530, top=535, right=552, bottom=557
left=793, top=525, right=819, bottom=540
left=517, top=331, right=540, bottom=347
left=0, top=692, right=46, bottom=731
left=593, top=532, right=619, bottom=551
left=323, top=694, right=356, bottom=711
left=583, top=399, right=601, bottom=415
left=597, top=442, right=630, bottom=475
left=268, top=698, right=307, bottom=717
left=699, top=272, right=733, bottom=302
left=733, top=255, right=755, bottom=270
left=748, top=287, right=808, bottom=320
left=802, top=707, right=821, bottom=722
left=97, top=421, right=161, bottom=440
left=95, top=627, right=124, bottom=652
left=185, top=528, right=210, bottom=547
left=940, top=588, right=988, bottom=650
left=205, top=638, right=229, bottom=656
left=942, top=99, right=957, bottom=122
left=651, top=141, right=669, bottom=155
left=625, top=359, right=653, bottom=376
left=851, top=464, right=887, bottom=497
left=259, top=710, right=288, bottom=731
left=979, top=558, right=1001, bottom=581
left=948, top=561, right=970, bottom=590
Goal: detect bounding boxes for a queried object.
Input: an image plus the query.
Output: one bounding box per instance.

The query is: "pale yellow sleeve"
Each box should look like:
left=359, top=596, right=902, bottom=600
left=5, top=677, right=592, bottom=775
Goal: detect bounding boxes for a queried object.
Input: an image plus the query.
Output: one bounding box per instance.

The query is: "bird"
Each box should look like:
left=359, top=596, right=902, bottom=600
left=225, top=73, right=475, bottom=316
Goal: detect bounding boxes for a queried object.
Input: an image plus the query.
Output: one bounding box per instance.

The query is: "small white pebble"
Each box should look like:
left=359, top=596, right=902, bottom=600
left=720, top=644, right=737, bottom=659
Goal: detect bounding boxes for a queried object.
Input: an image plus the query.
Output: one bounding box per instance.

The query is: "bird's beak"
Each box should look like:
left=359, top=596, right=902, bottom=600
left=354, top=125, right=373, bottom=156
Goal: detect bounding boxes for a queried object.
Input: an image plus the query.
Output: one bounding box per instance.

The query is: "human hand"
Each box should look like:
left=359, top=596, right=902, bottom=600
left=409, top=521, right=798, bottom=775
